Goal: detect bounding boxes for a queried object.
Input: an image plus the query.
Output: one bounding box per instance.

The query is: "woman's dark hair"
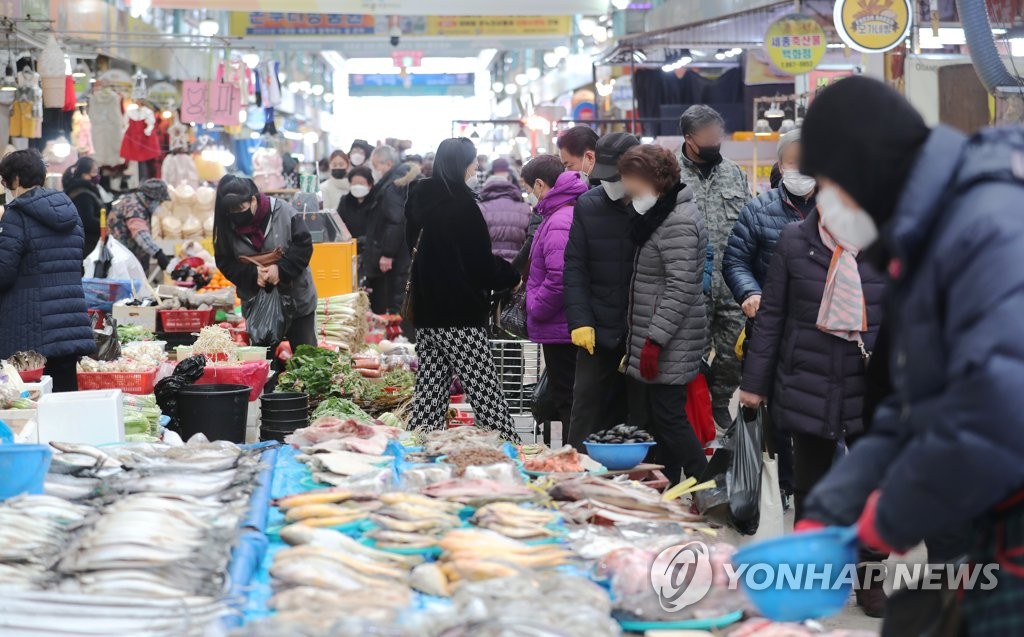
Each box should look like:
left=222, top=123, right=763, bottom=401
left=213, top=175, right=259, bottom=258
left=432, top=137, right=477, bottom=193
left=347, top=165, right=374, bottom=188
left=521, top=154, right=564, bottom=189
left=769, top=162, right=782, bottom=189
left=618, top=144, right=681, bottom=195
left=0, top=149, right=46, bottom=190
left=556, top=126, right=598, bottom=158
left=62, top=157, right=98, bottom=191
left=329, top=149, right=349, bottom=164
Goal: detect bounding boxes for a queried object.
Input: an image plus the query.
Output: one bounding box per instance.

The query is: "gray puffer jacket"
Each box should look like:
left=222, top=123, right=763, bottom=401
left=625, top=184, right=708, bottom=386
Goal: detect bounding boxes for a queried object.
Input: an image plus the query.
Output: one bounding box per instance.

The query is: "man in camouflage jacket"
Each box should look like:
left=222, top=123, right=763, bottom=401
left=676, top=105, right=750, bottom=429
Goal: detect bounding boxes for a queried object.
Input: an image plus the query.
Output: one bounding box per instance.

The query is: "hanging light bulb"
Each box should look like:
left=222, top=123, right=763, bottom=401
left=543, top=52, right=560, bottom=68
left=241, top=53, right=260, bottom=69
left=0, top=66, right=15, bottom=92
left=311, top=84, right=324, bottom=96
left=52, top=139, right=71, bottom=159
left=199, top=18, right=220, bottom=37
left=491, top=81, right=504, bottom=93
left=526, top=67, right=541, bottom=81
left=578, top=18, right=597, bottom=36
left=514, top=73, right=529, bottom=86
left=612, top=0, right=631, bottom=9
left=130, top=0, right=151, bottom=18
left=323, top=93, right=334, bottom=103
left=554, top=45, right=570, bottom=58
left=754, top=119, right=772, bottom=135
left=504, top=83, right=518, bottom=95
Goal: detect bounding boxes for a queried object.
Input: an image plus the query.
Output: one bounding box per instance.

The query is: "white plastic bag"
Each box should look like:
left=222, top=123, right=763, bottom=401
left=745, top=454, right=784, bottom=544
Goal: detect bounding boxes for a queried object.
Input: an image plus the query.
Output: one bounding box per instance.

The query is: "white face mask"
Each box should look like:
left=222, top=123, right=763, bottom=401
left=782, top=170, right=816, bottom=197
left=350, top=153, right=365, bottom=166
left=601, top=180, right=625, bottom=201
left=350, top=185, right=370, bottom=199
left=817, top=186, right=879, bottom=250
left=526, top=193, right=538, bottom=207
left=371, top=168, right=383, bottom=182
left=632, top=193, right=658, bottom=215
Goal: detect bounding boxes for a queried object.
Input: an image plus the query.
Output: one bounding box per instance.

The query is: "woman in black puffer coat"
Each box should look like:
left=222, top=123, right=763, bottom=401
left=738, top=209, right=886, bottom=520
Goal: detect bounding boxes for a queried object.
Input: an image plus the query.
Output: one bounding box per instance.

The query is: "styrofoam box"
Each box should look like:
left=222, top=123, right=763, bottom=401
left=0, top=408, right=37, bottom=441
left=112, top=300, right=159, bottom=332
left=38, top=389, right=124, bottom=446
left=23, top=375, right=53, bottom=400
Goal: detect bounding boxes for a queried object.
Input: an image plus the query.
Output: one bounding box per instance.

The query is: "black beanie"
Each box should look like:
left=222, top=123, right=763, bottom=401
left=800, top=76, right=930, bottom=227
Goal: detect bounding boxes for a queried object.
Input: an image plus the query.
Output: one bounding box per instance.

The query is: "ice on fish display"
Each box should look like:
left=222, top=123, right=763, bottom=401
left=0, top=438, right=261, bottom=636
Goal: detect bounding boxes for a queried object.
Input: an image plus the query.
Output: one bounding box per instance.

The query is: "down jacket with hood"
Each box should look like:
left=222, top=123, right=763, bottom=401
left=740, top=211, right=887, bottom=439
left=365, top=162, right=421, bottom=277
left=526, top=171, right=588, bottom=343
left=478, top=176, right=530, bottom=262
left=804, top=126, right=1024, bottom=551
left=625, top=183, right=707, bottom=386
left=404, top=178, right=520, bottom=328
left=0, top=188, right=95, bottom=360
left=722, top=186, right=807, bottom=304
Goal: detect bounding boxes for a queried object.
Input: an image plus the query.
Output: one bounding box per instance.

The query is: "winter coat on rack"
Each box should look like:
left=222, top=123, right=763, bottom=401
left=63, top=175, right=104, bottom=258
left=723, top=186, right=809, bottom=304
left=404, top=178, right=520, bottom=328
left=563, top=186, right=638, bottom=350
left=0, top=188, right=95, bottom=360
left=526, top=171, right=588, bottom=344
left=71, top=110, right=94, bottom=155
left=625, top=183, right=707, bottom=386
left=478, top=176, right=530, bottom=262
left=740, top=211, right=886, bottom=439
left=162, top=153, right=199, bottom=189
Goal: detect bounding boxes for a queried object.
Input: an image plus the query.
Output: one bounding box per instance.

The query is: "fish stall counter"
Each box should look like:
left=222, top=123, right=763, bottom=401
left=228, top=421, right=754, bottom=637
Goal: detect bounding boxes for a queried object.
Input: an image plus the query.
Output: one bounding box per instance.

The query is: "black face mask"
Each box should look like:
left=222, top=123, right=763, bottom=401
left=230, top=211, right=255, bottom=227
left=694, top=143, right=722, bottom=164
left=331, top=168, right=347, bottom=180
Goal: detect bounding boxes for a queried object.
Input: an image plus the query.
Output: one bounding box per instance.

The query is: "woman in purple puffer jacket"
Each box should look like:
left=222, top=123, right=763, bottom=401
left=524, top=155, right=590, bottom=430
left=479, top=174, right=530, bottom=262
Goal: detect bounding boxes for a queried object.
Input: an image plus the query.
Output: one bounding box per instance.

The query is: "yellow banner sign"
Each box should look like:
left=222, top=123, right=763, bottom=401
left=426, top=15, right=570, bottom=37
left=834, top=0, right=913, bottom=53
left=764, top=14, right=826, bottom=76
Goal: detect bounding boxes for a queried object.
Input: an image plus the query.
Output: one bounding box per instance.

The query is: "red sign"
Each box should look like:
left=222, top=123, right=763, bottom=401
left=391, top=50, right=423, bottom=68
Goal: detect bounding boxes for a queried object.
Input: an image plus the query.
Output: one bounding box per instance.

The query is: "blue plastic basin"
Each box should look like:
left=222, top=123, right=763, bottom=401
left=730, top=525, right=858, bottom=621
left=583, top=441, right=655, bottom=470
left=0, top=444, right=52, bottom=500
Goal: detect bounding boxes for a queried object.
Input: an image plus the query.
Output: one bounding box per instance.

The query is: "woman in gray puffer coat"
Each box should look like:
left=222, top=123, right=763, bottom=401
left=619, top=145, right=709, bottom=484
left=478, top=175, right=530, bottom=262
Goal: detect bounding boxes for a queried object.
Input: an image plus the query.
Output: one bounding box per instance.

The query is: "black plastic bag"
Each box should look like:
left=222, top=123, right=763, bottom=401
left=244, top=287, right=292, bottom=346
left=727, top=407, right=765, bottom=534
left=695, top=442, right=733, bottom=516
left=530, top=370, right=559, bottom=423
left=496, top=288, right=528, bottom=339
left=155, top=355, right=207, bottom=430
left=92, top=314, right=121, bottom=362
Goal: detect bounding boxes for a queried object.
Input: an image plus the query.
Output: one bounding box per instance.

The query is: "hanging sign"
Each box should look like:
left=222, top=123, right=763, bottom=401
left=209, top=82, right=243, bottom=126
left=833, top=0, right=913, bottom=53
left=180, top=81, right=243, bottom=125
left=764, top=14, right=827, bottom=75
left=181, top=81, right=210, bottom=123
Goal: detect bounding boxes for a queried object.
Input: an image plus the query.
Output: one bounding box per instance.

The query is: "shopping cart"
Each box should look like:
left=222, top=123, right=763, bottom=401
left=488, top=339, right=547, bottom=443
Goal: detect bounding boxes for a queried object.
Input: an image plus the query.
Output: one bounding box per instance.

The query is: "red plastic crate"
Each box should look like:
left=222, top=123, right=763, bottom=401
left=77, top=368, right=158, bottom=395
left=159, top=309, right=217, bottom=333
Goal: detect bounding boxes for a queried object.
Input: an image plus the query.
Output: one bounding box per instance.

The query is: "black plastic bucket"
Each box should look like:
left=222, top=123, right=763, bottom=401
left=261, top=392, right=309, bottom=412
left=260, top=407, right=309, bottom=421
left=261, top=416, right=308, bottom=432
left=177, top=384, right=250, bottom=443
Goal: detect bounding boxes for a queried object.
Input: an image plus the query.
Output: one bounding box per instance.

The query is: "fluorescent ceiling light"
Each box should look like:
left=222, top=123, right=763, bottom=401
left=917, top=26, right=1005, bottom=49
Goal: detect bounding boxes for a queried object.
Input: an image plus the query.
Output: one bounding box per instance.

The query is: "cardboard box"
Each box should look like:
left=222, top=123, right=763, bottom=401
left=112, top=300, right=159, bottom=331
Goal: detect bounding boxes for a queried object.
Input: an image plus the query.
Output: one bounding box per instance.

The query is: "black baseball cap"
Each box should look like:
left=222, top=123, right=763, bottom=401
left=590, top=132, right=640, bottom=182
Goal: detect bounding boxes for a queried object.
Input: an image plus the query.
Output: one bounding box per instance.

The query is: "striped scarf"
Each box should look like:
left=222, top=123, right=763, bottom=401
left=816, top=219, right=866, bottom=343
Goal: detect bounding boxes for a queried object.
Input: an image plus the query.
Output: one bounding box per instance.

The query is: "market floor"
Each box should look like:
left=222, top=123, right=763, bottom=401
left=541, top=418, right=888, bottom=634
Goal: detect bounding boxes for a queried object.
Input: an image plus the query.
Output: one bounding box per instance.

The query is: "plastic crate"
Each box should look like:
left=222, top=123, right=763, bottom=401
left=195, top=360, right=271, bottom=402
left=77, top=368, right=158, bottom=394
left=159, top=308, right=217, bottom=333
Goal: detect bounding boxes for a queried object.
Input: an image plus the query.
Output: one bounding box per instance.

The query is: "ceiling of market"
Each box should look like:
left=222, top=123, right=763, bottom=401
left=150, top=0, right=610, bottom=16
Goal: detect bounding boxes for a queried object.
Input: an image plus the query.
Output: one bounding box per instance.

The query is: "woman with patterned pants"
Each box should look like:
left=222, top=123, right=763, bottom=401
left=403, top=137, right=522, bottom=442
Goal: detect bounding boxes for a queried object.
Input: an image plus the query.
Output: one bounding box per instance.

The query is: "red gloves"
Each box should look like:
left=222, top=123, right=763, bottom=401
left=640, top=338, right=662, bottom=380
left=858, top=490, right=897, bottom=554
left=794, top=519, right=826, bottom=532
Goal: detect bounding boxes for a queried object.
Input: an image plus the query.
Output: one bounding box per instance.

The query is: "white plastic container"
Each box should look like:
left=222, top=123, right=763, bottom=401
left=37, top=390, right=124, bottom=446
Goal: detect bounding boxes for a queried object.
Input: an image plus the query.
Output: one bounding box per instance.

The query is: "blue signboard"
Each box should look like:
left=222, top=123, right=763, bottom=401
left=348, top=73, right=476, bottom=97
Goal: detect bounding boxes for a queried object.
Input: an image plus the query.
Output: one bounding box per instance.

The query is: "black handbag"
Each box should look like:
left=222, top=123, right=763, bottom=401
left=497, top=287, right=528, bottom=339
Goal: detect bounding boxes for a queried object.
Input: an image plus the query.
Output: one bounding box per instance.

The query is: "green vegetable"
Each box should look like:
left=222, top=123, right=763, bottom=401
left=8, top=397, right=34, bottom=410
left=277, top=345, right=348, bottom=401
left=311, top=397, right=373, bottom=423
left=118, top=324, right=155, bottom=344
left=377, top=412, right=403, bottom=429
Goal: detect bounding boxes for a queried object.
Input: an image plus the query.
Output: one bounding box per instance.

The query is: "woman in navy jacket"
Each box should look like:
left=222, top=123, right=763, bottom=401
left=0, top=150, right=95, bottom=391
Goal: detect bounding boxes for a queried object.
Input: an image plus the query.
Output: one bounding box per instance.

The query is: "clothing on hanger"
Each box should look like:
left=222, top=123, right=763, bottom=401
left=71, top=110, right=94, bottom=155
left=120, top=104, right=161, bottom=162
left=89, top=88, right=125, bottom=166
